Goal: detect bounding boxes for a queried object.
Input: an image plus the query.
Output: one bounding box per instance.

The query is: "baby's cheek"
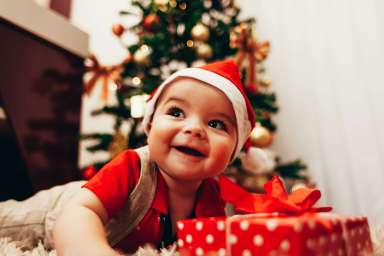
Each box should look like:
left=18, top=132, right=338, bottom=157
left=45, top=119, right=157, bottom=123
left=214, top=146, right=232, bottom=164
left=217, top=153, right=228, bottom=162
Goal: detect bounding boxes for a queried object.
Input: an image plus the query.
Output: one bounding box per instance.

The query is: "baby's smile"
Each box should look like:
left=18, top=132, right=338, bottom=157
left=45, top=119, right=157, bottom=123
left=173, top=146, right=206, bottom=157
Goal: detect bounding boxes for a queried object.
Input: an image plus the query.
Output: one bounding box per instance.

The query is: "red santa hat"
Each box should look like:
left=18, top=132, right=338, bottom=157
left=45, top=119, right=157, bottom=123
left=142, top=59, right=256, bottom=160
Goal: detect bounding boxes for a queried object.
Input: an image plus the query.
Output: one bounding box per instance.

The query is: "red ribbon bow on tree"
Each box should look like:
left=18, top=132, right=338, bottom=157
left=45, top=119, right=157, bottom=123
left=220, top=175, right=332, bottom=215
left=230, top=23, right=270, bottom=94
left=84, top=54, right=131, bottom=102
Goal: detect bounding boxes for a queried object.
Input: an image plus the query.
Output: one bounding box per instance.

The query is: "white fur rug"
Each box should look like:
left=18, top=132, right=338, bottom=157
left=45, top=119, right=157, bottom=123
left=1, top=226, right=383, bottom=256
left=0, top=238, right=177, bottom=256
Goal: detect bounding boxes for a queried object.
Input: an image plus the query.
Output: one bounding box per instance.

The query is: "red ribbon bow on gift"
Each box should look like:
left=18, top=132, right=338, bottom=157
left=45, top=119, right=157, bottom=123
left=220, top=175, right=332, bottom=215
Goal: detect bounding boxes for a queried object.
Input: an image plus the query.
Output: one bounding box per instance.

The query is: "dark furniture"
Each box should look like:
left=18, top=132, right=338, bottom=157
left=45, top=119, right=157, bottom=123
left=0, top=3, right=88, bottom=200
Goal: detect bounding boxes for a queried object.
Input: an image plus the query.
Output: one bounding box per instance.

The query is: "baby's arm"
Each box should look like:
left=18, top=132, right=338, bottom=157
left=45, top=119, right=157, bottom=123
left=53, top=188, right=120, bottom=256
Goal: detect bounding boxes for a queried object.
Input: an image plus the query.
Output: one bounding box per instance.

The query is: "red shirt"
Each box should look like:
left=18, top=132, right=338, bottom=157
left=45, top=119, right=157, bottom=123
left=83, top=149, right=226, bottom=253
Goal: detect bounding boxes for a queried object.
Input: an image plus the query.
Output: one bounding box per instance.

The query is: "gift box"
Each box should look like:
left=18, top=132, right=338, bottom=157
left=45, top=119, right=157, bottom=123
left=330, top=215, right=373, bottom=256
left=177, top=176, right=373, bottom=256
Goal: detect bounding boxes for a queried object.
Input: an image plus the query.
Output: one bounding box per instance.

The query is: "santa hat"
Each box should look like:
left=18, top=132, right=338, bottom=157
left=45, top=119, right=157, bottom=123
left=142, top=59, right=256, bottom=160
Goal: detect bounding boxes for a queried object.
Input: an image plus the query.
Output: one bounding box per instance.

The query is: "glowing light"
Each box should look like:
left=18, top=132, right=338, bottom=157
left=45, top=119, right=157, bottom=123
left=186, top=40, right=194, bottom=47
left=132, top=77, right=141, bottom=86
left=179, top=2, right=187, bottom=10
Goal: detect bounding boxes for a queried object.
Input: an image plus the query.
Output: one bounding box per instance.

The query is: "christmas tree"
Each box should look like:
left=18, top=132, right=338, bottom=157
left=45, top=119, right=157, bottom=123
left=82, top=0, right=309, bottom=192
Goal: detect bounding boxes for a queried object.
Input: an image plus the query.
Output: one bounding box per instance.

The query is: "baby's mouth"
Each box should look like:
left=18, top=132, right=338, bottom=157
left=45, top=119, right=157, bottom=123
left=174, top=146, right=205, bottom=157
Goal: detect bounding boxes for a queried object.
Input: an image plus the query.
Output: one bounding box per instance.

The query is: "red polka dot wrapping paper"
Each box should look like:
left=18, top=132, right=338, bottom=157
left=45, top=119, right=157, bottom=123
left=176, top=213, right=373, bottom=256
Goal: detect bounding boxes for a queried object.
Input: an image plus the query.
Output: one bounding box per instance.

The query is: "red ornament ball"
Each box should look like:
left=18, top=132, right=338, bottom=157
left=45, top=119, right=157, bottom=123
left=143, top=13, right=161, bottom=31
left=83, top=166, right=98, bottom=180
left=112, top=23, right=125, bottom=37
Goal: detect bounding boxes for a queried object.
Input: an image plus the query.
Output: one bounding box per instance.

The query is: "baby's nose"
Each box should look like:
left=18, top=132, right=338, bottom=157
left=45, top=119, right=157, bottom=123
left=183, top=120, right=206, bottom=139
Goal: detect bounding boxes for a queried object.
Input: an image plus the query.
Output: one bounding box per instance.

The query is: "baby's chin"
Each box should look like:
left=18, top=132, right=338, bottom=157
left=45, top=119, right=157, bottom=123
left=159, top=166, right=223, bottom=182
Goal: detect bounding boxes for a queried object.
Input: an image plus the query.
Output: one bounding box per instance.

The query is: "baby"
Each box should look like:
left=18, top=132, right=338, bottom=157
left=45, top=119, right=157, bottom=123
left=5, top=60, right=256, bottom=255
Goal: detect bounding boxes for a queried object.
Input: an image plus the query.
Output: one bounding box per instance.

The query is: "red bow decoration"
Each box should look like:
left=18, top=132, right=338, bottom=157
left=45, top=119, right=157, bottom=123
left=84, top=54, right=131, bottom=102
left=230, top=23, right=270, bottom=94
left=220, top=175, right=332, bottom=215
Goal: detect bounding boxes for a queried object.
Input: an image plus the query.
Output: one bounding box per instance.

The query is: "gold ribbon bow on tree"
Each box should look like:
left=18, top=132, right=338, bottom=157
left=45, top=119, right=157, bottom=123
left=84, top=54, right=131, bottom=102
left=230, top=23, right=270, bottom=94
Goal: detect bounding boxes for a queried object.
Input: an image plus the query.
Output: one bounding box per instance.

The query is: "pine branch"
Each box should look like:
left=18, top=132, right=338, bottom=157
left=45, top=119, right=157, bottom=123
left=275, top=159, right=307, bottom=179
left=81, top=133, right=113, bottom=152
left=248, top=92, right=279, bottom=113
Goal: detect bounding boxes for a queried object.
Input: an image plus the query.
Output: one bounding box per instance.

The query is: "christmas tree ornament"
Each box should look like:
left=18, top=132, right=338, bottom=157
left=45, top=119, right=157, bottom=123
left=82, top=166, right=97, bottom=180
left=168, top=23, right=177, bottom=35
left=130, top=94, right=149, bottom=118
left=186, top=40, right=194, bottom=47
left=133, top=45, right=152, bottom=65
left=160, top=64, right=172, bottom=80
left=202, top=13, right=211, bottom=25
left=112, top=23, right=125, bottom=37
left=191, top=59, right=207, bottom=67
left=240, top=147, right=276, bottom=175
left=179, top=2, right=187, bottom=10
left=223, top=15, right=231, bottom=24
left=191, top=23, right=210, bottom=42
left=149, top=68, right=161, bottom=76
left=143, top=13, right=161, bottom=31
left=196, top=43, right=213, bottom=59
left=154, top=0, right=169, bottom=11
left=230, top=23, right=258, bottom=93
left=177, top=23, right=186, bottom=35
left=169, top=0, right=177, bottom=8
left=225, top=7, right=238, bottom=17
left=168, top=60, right=187, bottom=71
left=135, top=0, right=151, bottom=8
left=84, top=55, right=124, bottom=102
left=131, top=76, right=142, bottom=86
left=108, top=130, right=128, bottom=158
left=260, top=78, right=272, bottom=88
left=203, top=0, right=212, bottom=9
left=221, top=0, right=233, bottom=8
left=250, top=123, right=273, bottom=147
left=255, top=41, right=270, bottom=62
left=230, top=23, right=270, bottom=94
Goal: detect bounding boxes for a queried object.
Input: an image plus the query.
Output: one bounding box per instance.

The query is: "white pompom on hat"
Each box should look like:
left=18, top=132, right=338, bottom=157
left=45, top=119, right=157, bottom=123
left=142, top=59, right=256, bottom=160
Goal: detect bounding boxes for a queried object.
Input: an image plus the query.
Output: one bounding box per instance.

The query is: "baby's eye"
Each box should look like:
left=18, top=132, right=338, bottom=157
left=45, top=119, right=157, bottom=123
left=208, top=120, right=226, bottom=131
left=167, top=107, right=184, bottom=118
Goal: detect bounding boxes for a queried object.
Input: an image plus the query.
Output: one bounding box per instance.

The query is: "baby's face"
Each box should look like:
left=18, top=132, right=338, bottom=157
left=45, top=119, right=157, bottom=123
left=147, top=77, right=237, bottom=183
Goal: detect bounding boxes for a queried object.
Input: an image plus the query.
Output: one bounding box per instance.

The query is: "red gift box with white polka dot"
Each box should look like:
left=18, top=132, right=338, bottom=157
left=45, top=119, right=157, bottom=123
left=330, top=215, right=373, bottom=256
left=176, top=213, right=373, bottom=256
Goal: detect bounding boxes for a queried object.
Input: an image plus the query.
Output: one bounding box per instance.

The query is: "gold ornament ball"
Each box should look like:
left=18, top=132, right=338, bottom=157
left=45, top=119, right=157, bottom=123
left=154, top=0, right=169, bottom=11
left=155, top=0, right=169, bottom=5
left=196, top=43, right=213, bottom=59
left=250, top=124, right=273, bottom=147
left=170, top=0, right=177, bottom=7
left=191, top=23, right=210, bottom=42
left=133, top=45, right=152, bottom=65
